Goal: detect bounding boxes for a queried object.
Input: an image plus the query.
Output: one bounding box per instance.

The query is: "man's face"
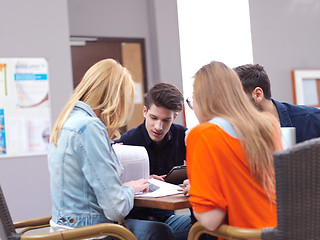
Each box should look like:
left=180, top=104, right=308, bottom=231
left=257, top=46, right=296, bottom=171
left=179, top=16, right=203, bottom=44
left=143, top=104, right=177, bottom=143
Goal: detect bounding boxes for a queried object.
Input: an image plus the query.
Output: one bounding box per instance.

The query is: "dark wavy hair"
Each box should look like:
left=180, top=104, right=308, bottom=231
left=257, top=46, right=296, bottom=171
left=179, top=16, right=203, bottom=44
left=145, top=82, right=183, bottom=112
left=234, top=64, right=272, bottom=100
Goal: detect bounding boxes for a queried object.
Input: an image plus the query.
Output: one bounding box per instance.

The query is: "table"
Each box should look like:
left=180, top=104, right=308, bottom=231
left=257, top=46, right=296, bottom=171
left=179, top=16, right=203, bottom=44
left=134, top=194, right=191, bottom=210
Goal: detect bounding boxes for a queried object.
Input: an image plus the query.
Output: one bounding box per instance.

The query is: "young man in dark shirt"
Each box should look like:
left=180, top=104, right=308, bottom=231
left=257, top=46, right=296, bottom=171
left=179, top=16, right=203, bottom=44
left=118, top=82, right=191, bottom=240
left=234, top=64, right=320, bottom=144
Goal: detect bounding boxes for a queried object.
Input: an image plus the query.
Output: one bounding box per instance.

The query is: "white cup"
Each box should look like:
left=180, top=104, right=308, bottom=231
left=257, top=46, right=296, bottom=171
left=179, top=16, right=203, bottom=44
left=280, top=127, right=296, bottom=150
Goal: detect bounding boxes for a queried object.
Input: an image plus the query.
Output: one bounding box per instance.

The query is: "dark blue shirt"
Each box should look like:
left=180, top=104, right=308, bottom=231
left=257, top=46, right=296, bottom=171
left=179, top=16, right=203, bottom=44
left=117, top=121, right=187, bottom=222
left=118, top=121, right=187, bottom=175
left=273, top=99, right=320, bottom=143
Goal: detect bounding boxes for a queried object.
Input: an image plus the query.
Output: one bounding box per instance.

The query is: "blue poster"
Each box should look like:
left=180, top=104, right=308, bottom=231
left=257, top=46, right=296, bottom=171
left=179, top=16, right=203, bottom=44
left=0, top=109, right=6, bottom=154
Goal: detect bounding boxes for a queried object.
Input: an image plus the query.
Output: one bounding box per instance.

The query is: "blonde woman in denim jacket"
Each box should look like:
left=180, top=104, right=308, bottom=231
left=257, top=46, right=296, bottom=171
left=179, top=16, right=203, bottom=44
left=48, top=59, right=177, bottom=240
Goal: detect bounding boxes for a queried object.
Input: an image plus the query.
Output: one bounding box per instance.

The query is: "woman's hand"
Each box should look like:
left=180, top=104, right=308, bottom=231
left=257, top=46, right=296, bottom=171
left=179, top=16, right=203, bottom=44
left=123, top=179, right=149, bottom=193
left=183, top=179, right=190, bottom=195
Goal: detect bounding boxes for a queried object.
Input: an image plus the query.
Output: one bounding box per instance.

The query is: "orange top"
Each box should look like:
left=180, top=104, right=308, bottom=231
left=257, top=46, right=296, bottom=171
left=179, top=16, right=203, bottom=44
left=187, top=121, right=280, bottom=233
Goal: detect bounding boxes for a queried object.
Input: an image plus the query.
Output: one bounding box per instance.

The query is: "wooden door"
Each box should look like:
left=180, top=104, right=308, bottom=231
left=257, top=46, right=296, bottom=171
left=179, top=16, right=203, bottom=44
left=71, top=41, right=121, bottom=88
left=70, top=38, right=147, bottom=131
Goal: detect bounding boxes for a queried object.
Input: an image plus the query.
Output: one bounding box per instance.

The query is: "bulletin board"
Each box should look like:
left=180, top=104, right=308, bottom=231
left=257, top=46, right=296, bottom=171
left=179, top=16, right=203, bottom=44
left=0, top=58, right=50, bottom=158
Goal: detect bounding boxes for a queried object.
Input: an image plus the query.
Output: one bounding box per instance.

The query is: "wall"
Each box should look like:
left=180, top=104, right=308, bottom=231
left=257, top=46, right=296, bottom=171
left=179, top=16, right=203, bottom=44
left=3, top=0, right=319, bottom=222
left=249, top=0, right=320, bottom=103
left=0, top=0, right=73, bottom=221
left=67, top=0, right=184, bottom=124
left=0, top=0, right=183, bottom=221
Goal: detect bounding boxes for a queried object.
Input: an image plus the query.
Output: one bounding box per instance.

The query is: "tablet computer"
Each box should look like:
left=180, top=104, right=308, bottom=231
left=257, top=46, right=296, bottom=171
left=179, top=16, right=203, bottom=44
left=164, top=165, right=187, bottom=185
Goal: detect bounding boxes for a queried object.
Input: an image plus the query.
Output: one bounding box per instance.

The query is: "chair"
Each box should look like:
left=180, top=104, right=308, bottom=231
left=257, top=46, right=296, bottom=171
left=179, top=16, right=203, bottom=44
left=0, top=185, right=137, bottom=240
left=188, top=137, right=320, bottom=240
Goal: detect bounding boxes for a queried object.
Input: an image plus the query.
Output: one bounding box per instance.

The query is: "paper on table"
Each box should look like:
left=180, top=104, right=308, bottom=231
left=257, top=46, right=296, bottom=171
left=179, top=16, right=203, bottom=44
left=112, top=144, right=150, bottom=183
left=135, top=179, right=183, bottom=198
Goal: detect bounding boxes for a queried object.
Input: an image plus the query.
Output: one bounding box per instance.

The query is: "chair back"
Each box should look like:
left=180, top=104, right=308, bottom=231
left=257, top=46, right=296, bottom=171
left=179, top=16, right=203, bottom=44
left=273, top=137, right=320, bottom=240
left=0, top=185, right=19, bottom=240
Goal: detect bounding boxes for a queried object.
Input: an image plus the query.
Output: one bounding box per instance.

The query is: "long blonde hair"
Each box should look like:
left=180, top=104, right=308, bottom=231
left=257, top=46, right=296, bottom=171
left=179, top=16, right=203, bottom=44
left=51, top=59, right=135, bottom=145
left=193, top=61, right=280, bottom=199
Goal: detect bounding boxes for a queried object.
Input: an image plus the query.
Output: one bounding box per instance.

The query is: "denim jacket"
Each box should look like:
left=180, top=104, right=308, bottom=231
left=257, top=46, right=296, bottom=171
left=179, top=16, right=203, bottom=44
left=273, top=99, right=320, bottom=143
left=48, top=101, right=134, bottom=228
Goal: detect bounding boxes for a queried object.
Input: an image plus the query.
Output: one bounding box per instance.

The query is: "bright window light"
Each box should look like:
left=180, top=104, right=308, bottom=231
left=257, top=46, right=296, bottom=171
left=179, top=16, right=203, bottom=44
left=177, top=0, right=253, bottom=128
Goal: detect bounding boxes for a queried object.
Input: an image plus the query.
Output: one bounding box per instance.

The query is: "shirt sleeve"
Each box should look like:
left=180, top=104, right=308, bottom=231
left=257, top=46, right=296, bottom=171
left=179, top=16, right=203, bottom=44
left=187, top=125, right=227, bottom=213
left=77, top=120, right=134, bottom=222
left=311, top=108, right=320, bottom=138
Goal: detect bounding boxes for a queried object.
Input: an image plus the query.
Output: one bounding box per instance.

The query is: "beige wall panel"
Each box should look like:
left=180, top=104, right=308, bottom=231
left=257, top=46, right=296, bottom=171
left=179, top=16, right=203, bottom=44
left=122, top=43, right=145, bottom=130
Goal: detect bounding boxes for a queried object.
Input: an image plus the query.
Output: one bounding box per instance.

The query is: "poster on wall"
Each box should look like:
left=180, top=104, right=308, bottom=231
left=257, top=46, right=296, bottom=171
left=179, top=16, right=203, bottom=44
left=0, top=58, right=50, bottom=158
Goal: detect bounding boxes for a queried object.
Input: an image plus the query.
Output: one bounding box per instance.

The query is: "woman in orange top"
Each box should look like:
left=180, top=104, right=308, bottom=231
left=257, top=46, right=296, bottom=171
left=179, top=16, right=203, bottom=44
left=186, top=61, right=282, bottom=233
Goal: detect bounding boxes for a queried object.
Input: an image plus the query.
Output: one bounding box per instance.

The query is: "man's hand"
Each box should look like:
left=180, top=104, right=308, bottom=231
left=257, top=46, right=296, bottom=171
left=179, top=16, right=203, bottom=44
left=150, top=174, right=166, bottom=181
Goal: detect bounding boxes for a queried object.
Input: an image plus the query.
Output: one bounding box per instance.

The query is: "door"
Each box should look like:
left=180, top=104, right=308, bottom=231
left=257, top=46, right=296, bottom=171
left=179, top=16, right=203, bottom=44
left=70, top=37, right=147, bottom=132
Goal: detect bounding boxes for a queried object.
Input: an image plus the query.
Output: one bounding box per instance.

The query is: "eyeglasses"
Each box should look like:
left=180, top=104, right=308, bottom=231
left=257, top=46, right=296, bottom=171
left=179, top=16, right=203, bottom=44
left=186, top=96, right=193, bottom=110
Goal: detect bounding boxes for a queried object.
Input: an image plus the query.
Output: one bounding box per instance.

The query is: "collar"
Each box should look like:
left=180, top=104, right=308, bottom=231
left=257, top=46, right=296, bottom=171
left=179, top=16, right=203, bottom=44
left=74, top=101, right=98, bottom=118
left=272, top=99, right=293, bottom=127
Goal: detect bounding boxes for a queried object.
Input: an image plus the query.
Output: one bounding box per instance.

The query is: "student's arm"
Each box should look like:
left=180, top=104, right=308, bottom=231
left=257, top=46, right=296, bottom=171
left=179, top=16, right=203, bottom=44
left=187, top=124, right=228, bottom=230
left=79, top=120, right=135, bottom=221
left=193, top=208, right=226, bottom=231
left=312, top=108, right=320, bottom=138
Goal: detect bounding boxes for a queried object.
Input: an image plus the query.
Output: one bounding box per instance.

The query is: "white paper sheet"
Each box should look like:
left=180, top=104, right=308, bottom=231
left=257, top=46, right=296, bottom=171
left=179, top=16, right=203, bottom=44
left=112, top=144, right=150, bottom=183
left=135, top=179, right=184, bottom=198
